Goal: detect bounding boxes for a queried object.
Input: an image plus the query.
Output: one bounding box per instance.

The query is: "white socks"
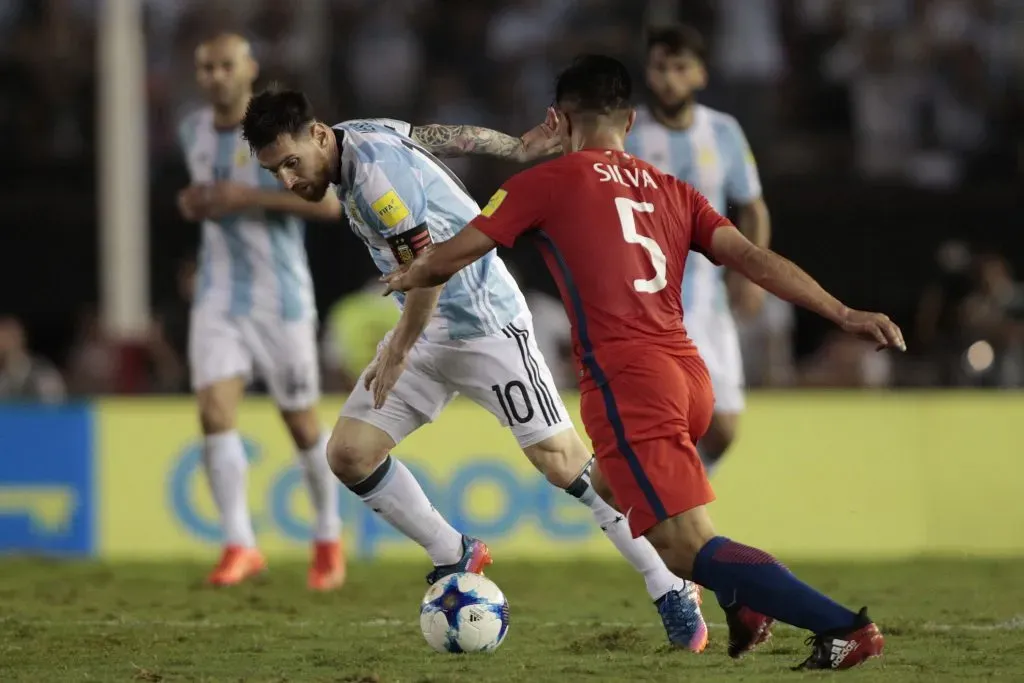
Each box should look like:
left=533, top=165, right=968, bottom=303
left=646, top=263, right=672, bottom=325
left=348, top=455, right=463, bottom=566
left=297, top=432, right=340, bottom=542
left=202, top=430, right=256, bottom=548
left=586, top=493, right=688, bottom=600
left=565, top=462, right=688, bottom=601
left=205, top=429, right=340, bottom=547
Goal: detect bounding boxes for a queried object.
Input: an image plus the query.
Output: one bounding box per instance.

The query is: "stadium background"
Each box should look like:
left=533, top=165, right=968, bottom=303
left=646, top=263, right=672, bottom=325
left=1, top=0, right=1022, bottom=563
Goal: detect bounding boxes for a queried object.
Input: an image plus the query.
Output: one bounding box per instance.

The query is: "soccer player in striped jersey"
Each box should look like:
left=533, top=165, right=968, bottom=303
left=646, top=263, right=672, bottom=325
left=176, top=34, right=344, bottom=590
left=242, top=87, right=710, bottom=651
left=626, top=25, right=772, bottom=476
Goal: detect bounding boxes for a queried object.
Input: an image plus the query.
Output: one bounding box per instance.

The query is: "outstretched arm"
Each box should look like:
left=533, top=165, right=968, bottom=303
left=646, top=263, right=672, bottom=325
left=383, top=227, right=497, bottom=294
left=709, top=225, right=906, bottom=351
left=201, top=182, right=343, bottom=221
left=410, top=109, right=559, bottom=162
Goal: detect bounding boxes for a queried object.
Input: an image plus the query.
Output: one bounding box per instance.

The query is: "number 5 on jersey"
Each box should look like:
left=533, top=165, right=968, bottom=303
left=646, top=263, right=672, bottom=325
left=615, top=197, right=667, bottom=293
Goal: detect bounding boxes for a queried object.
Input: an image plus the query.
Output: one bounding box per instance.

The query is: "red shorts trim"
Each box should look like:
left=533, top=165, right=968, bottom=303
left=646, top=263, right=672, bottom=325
left=581, top=353, right=716, bottom=537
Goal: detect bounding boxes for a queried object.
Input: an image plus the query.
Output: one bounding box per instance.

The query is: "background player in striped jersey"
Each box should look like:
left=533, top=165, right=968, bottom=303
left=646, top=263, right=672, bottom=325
left=241, top=89, right=710, bottom=651
left=176, top=34, right=344, bottom=589
left=626, top=25, right=771, bottom=475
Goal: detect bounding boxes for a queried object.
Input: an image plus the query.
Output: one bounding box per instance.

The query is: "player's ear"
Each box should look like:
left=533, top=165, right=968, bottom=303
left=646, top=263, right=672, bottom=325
left=247, top=56, right=260, bottom=84
left=695, top=62, right=709, bottom=91
left=311, top=121, right=329, bottom=149
left=625, top=109, right=637, bottom=135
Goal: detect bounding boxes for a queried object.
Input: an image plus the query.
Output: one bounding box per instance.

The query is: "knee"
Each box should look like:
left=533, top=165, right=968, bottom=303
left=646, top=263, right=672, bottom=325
left=703, top=414, right=740, bottom=459
left=197, top=392, right=236, bottom=435
left=281, top=408, right=322, bottom=450
left=326, top=419, right=390, bottom=486
left=588, top=462, right=619, bottom=511
left=645, top=509, right=716, bottom=578
left=523, top=431, right=591, bottom=490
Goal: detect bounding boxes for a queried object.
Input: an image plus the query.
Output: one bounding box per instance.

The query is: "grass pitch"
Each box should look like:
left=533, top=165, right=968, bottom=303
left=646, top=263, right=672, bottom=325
left=0, top=558, right=1020, bottom=682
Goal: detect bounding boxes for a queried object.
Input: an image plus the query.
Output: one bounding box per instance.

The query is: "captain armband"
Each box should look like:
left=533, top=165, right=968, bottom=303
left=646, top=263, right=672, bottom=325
left=386, top=224, right=432, bottom=264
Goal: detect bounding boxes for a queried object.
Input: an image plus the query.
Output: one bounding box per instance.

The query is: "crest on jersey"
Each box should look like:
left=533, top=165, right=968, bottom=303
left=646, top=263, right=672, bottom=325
left=396, top=243, right=415, bottom=264
left=743, top=145, right=757, bottom=168
left=345, top=196, right=365, bottom=226
left=481, top=189, right=507, bottom=217
left=698, top=147, right=716, bottom=169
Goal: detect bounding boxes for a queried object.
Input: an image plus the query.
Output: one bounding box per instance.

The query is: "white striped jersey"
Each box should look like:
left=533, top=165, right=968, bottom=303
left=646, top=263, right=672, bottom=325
left=625, top=104, right=762, bottom=319
left=332, top=118, right=526, bottom=341
left=178, top=107, right=315, bottom=322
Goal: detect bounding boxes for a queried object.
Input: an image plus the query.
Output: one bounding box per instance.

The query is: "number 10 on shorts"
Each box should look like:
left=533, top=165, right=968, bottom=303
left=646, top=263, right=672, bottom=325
left=491, top=381, right=535, bottom=425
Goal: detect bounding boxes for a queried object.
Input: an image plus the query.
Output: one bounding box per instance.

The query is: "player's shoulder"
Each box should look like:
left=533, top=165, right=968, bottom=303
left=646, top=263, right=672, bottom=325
left=630, top=104, right=657, bottom=130
left=334, top=118, right=411, bottom=140
left=176, top=106, right=213, bottom=146
left=336, top=121, right=405, bottom=177
left=615, top=152, right=680, bottom=192
left=502, top=154, right=572, bottom=187
left=697, top=104, right=745, bottom=137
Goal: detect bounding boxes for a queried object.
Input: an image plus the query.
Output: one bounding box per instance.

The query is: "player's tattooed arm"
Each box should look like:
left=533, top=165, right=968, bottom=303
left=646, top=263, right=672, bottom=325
left=411, top=125, right=521, bottom=159
left=410, top=109, right=559, bottom=162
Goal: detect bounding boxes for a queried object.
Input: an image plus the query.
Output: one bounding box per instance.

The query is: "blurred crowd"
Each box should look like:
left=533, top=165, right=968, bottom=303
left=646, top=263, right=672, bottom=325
left=1, top=0, right=1022, bottom=402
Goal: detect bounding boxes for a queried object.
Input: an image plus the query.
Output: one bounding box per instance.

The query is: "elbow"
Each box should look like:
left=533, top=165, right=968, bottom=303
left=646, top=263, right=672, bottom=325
left=721, top=243, right=765, bottom=283
left=320, top=207, right=343, bottom=222
left=316, top=201, right=343, bottom=222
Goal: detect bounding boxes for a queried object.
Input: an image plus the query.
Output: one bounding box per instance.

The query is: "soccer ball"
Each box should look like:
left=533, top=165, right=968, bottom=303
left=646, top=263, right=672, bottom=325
left=420, top=572, right=510, bottom=653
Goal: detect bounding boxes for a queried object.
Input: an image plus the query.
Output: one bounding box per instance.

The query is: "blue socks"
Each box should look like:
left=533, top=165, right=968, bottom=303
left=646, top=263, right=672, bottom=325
left=693, top=536, right=858, bottom=633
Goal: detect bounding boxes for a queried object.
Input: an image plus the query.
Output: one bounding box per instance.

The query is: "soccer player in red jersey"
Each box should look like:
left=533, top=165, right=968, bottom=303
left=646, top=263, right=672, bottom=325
left=383, top=56, right=903, bottom=670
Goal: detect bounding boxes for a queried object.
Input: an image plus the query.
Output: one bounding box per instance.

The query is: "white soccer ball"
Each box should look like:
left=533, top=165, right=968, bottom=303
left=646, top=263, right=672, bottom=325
left=420, top=572, right=510, bottom=653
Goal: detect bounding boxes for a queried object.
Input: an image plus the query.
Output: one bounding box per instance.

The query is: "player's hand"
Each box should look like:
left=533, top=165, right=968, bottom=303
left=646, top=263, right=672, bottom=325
left=516, top=107, right=561, bottom=162
left=177, top=185, right=208, bottom=221
left=364, top=342, right=407, bottom=409
left=204, top=182, right=257, bottom=218
left=381, top=256, right=435, bottom=296
left=839, top=309, right=907, bottom=352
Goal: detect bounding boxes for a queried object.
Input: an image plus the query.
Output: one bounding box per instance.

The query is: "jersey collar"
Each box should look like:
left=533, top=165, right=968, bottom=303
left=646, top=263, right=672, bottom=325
left=331, top=127, right=346, bottom=187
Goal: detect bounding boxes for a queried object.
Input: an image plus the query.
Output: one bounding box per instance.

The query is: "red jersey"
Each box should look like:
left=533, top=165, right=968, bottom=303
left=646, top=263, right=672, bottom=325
left=470, top=149, right=733, bottom=387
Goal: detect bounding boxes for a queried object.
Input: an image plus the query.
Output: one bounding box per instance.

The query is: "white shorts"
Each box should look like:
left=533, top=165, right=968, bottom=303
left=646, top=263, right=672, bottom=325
left=686, top=308, right=746, bottom=414
left=341, top=314, right=571, bottom=448
left=189, top=309, right=320, bottom=411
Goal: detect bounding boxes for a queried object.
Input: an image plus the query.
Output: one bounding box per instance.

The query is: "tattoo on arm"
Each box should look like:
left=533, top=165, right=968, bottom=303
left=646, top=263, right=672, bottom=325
left=411, top=125, right=523, bottom=160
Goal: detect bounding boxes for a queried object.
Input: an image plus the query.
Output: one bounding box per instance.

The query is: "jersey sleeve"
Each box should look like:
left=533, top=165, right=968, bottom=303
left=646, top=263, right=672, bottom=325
left=175, top=112, right=198, bottom=154
left=176, top=111, right=202, bottom=170
left=469, top=167, right=551, bottom=248
left=680, top=180, right=733, bottom=261
left=721, top=116, right=762, bottom=204
left=351, top=156, right=431, bottom=264
left=364, top=118, right=412, bottom=137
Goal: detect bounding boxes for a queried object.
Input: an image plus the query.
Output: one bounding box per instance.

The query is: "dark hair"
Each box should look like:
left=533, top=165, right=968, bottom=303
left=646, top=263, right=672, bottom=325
left=646, top=24, right=706, bottom=60
left=554, top=55, right=632, bottom=115
left=241, top=85, right=315, bottom=151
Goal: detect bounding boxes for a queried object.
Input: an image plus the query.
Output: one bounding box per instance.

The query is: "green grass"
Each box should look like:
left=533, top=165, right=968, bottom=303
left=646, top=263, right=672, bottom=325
left=0, top=558, right=1020, bottom=682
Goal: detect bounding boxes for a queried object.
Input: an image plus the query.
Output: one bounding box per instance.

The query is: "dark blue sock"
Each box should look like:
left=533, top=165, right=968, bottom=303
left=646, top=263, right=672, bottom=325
left=692, top=536, right=858, bottom=633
